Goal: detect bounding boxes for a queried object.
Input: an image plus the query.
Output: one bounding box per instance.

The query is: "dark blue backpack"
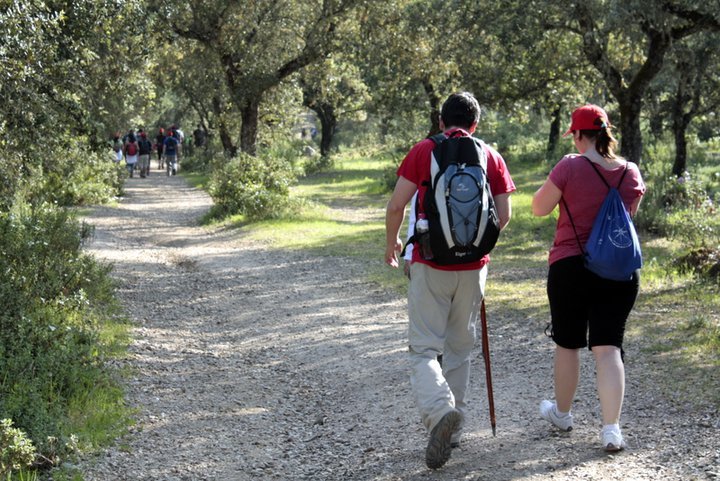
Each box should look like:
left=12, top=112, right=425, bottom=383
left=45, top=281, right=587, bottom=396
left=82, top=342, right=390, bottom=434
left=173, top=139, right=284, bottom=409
left=563, top=158, right=642, bottom=281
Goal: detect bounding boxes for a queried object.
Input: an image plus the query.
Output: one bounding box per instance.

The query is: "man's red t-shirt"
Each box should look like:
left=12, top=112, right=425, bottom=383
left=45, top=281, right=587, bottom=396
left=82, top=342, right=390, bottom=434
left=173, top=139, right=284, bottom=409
left=397, top=129, right=516, bottom=271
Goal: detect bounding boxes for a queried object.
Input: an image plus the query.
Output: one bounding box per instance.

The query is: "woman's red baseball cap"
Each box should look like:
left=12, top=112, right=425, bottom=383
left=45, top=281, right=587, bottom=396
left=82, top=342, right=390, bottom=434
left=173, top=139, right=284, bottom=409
left=563, top=104, right=610, bottom=137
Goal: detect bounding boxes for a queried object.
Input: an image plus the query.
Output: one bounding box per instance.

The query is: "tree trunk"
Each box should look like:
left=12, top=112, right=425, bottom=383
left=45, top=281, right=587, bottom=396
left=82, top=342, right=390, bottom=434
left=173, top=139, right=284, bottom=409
left=423, top=80, right=441, bottom=136
left=311, top=103, right=337, bottom=157
left=617, top=94, right=644, bottom=165
left=212, top=96, right=237, bottom=157
left=546, top=105, right=562, bottom=161
left=240, top=98, right=260, bottom=156
left=573, top=4, right=675, bottom=166
left=672, top=124, right=688, bottom=177
left=671, top=75, right=692, bottom=177
left=218, top=123, right=237, bottom=158
left=379, top=114, right=391, bottom=140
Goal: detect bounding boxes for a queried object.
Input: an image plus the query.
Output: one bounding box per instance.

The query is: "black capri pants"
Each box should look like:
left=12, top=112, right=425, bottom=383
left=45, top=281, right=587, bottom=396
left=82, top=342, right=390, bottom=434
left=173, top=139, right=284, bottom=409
left=547, top=255, right=639, bottom=350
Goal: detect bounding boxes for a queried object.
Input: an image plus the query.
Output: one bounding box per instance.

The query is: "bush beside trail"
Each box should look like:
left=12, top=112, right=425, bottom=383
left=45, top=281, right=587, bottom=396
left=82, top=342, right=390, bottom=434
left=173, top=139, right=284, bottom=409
left=0, top=126, right=131, bottom=478
left=207, top=152, right=297, bottom=221
left=0, top=202, right=128, bottom=475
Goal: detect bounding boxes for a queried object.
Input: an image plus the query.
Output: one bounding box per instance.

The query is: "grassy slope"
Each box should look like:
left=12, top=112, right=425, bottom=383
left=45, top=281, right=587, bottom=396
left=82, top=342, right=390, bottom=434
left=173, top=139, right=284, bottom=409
left=236, top=149, right=719, bottom=407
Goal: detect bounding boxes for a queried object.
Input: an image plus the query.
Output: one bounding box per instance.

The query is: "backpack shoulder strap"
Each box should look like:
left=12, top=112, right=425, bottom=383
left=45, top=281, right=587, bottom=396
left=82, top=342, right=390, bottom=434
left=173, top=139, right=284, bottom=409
left=401, top=193, right=422, bottom=257
left=583, top=156, right=629, bottom=189
left=616, top=163, right=629, bottom=188
left=561, top=197, right=585, bottom=256
left=428, top=133, right=446, bottom=145
left=582, top=156, right=610, bottom=189
left=472, top=137, right=488, bottom=170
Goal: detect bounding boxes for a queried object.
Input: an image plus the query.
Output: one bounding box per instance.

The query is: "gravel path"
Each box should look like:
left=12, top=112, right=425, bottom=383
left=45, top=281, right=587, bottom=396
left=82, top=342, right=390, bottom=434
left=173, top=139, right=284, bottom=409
left=81, top=168, right=719, bottom=480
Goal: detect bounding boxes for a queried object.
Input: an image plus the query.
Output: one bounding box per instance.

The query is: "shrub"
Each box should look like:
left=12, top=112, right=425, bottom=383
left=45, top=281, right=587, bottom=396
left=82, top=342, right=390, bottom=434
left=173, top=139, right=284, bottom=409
left=636, top=169, right=719, bottom=245
left=179, top=146, right=215, bottom=174
left=0, top=419, right=36, bottom=477
left=207, top=152, right=296, bottom=221
left=378, top=145, right=413, bottom=193
left=635, top=145, right=720, bottom=282
left=303, top=154, right=334, bottom=176
left=9, top=143, right=124, bottom=209
left=664, top=175, right=718, bottom=248
left=0, top=203, right=117, bottom=466
left=53, top=147, right=123, bottom=206
left=675, top=247, right=720, bottom=282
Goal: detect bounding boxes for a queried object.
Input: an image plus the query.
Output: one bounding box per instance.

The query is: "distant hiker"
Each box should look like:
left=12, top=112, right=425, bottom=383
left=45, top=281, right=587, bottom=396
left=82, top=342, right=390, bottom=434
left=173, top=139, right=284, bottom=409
left=124, top=133, right=139, bottom=178
left=138, top=132, right=153, bottom=178
left=193, top=124, right=206, bottom=148
left=384, top=92, right=515, bottom=470
left=122, top=129, right=135, bottom=144
left=155, top=128, right=165, bottom=169
left=167, top=125, right=182, bottom=160
left=163, top=130, right=179, bottom=176
left=532, top=104, right=646, bottom=452
left=112, top=134, right=123, bottom=163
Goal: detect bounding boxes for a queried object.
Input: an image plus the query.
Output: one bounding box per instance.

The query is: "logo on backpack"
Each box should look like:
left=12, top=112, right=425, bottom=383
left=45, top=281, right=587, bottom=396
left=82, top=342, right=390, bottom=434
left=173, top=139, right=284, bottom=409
left=411, top=132, right=500, bottom=265
left=564, top=158, right=642, bottom=281
left=607, top=217, right=633, bottom=248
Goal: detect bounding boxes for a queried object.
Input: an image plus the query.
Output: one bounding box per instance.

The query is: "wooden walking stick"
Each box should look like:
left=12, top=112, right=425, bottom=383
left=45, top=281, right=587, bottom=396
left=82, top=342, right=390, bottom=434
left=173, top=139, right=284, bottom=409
left=480, top=298, right=497, bottom=436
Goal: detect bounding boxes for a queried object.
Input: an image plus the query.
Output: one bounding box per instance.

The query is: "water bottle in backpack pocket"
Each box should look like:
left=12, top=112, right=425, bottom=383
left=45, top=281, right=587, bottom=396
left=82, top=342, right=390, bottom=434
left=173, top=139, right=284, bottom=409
left=415, top=214, right=434, bottom=260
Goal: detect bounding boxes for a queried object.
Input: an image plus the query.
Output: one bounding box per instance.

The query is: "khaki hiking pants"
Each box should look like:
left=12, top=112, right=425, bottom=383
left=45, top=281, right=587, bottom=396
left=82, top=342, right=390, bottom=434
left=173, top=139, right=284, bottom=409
left=407, top=262, right=487, bottom=435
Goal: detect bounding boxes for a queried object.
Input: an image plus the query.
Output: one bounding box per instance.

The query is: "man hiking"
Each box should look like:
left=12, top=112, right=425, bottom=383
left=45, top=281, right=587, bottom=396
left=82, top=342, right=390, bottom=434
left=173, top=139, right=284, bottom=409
left=384, top=92, right=515, bottom=470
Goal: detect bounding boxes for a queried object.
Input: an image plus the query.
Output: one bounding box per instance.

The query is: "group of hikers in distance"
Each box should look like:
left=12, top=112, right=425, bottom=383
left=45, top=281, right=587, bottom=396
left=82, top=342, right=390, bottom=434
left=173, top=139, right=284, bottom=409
left=385, top=92, right=644, bottom=470
left=111, top=125, right=187, bottom=178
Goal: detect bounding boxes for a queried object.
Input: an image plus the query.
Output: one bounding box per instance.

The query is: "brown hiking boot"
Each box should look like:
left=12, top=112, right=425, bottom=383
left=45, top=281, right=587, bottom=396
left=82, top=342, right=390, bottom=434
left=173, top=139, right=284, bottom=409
left=425, top=409, right=462, bottom=469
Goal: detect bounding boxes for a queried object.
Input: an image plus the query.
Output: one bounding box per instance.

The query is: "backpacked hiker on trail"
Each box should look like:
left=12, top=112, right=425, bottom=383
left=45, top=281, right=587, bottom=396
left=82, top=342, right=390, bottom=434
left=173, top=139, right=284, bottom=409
left=155, top=128, right=165, bottom=169
left=137, top=132, right=153, bottom=178
left=532, top=104, right=645, bottom=453
left=163, top=129, right=180, bottom=176
left=385, top=92, right=515, bottom=470
left=124, top=133, right=139, bottom=178
left=193, top=124, right=207, bottom=149
left=171, top=124, right=184, bottom=158
left=112, top=134, right=123, bottom=163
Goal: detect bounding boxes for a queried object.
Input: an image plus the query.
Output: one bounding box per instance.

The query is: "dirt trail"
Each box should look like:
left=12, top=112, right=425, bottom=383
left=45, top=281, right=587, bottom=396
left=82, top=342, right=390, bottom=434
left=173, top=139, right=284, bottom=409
left=81, top=168, right=719, bottom=481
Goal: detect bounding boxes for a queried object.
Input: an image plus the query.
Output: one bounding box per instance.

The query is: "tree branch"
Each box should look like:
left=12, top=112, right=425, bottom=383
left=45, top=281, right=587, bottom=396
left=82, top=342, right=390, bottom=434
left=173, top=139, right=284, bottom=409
left=661, top=1, right=720, bottom=38
left=573, top=4, right=626, bottom=97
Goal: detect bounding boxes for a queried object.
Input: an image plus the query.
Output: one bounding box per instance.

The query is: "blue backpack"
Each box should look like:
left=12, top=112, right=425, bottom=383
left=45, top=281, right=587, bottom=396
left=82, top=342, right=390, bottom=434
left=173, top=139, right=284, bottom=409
left=404, top=132, right=500, bottom=265
left=563, top=158, right=642, bottom=281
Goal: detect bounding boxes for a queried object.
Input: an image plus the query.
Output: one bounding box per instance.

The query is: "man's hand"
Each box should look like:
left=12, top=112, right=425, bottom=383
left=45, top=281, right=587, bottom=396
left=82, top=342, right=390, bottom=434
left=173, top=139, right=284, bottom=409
left=385, top=176, right=417, bottom=268
left=385, top=238, right=403, bottom=268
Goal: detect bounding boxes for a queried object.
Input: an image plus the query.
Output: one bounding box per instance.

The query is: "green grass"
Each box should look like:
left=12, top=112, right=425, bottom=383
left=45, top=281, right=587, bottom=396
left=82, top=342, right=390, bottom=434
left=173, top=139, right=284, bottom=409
left=180, top=172, right=210, bottom=189
left=46, top=316, right=134, bottom=480
left=234, top=148, right=402, bottom=292
left=62, top=377, right=133, bottom=449
left=61, top=312, right=133, bottom=451
left=7, top=470, right=39, bottom=481
left=234, top=146, right=719, bottom=407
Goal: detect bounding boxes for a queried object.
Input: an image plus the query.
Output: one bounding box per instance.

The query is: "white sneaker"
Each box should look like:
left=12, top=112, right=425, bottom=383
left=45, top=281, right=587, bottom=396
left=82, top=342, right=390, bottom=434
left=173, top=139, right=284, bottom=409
left=601, top=426, right=626, bottom=452
left=539, top=400, right=573, bottom=432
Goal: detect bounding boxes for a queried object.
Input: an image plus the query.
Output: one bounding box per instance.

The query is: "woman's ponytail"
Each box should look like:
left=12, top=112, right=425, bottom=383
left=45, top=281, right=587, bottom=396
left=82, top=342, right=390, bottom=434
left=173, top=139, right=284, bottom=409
left=582, top=127, right=619, bottom=159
